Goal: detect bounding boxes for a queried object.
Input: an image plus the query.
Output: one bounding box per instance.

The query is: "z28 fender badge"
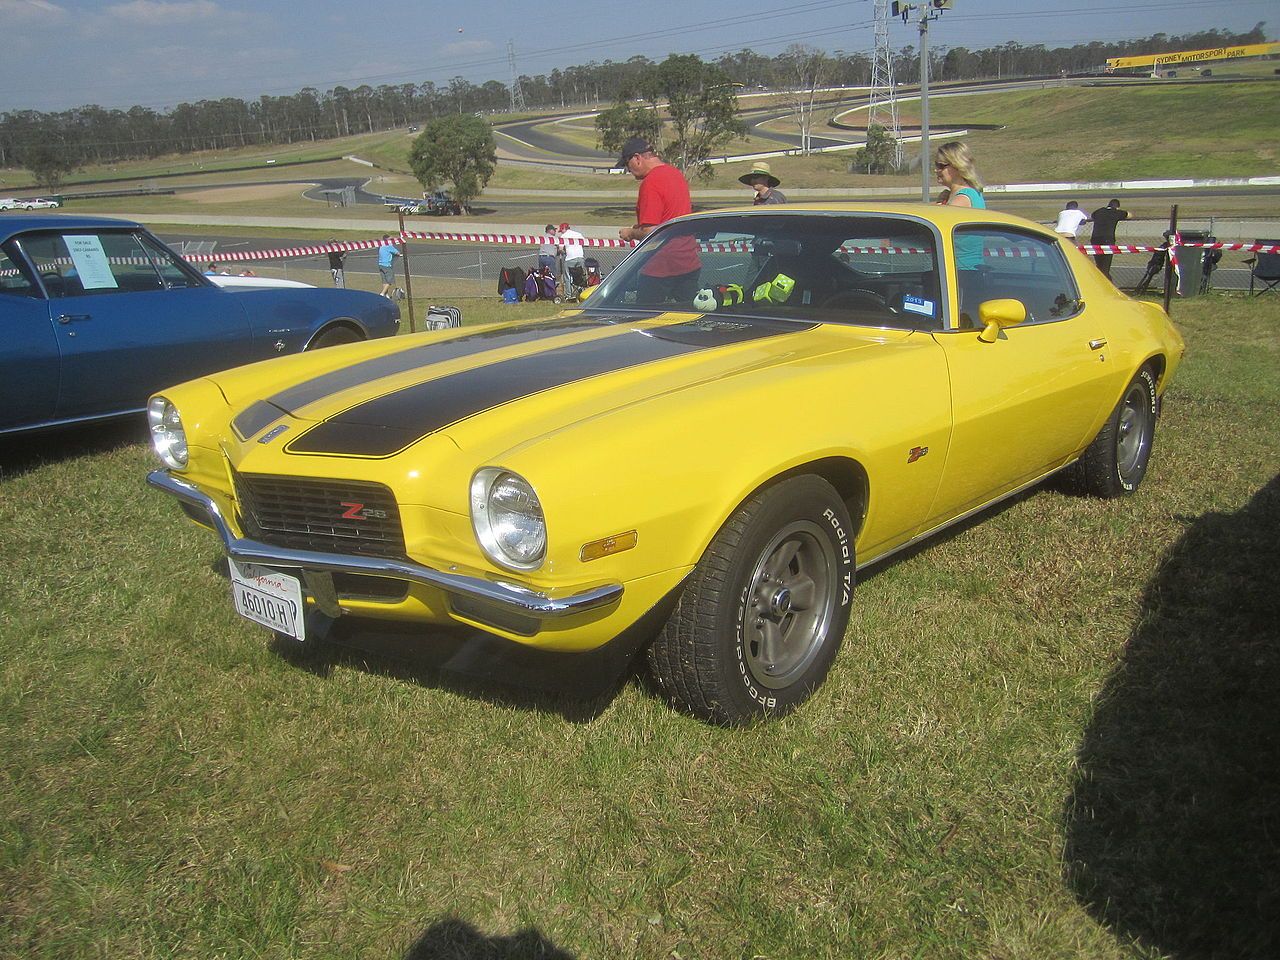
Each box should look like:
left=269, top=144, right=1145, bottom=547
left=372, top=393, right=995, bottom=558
left=258, top=424, right=290, bottom=444
left=907, top=445, right=929, bottom=463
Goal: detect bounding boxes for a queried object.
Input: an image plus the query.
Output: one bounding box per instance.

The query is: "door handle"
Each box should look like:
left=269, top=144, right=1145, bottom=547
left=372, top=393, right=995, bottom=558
left=1088, top=338, right=1108, bottom=351
left=56, top=313, right=91, bottom=324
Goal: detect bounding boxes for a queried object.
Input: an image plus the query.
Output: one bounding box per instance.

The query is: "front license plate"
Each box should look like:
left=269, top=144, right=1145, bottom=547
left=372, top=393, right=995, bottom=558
left=229, top=559, right=305, bottom=641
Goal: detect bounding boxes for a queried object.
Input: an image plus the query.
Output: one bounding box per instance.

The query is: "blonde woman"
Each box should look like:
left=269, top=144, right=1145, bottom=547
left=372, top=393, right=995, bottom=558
left=934, top=142, right=985, bottom=209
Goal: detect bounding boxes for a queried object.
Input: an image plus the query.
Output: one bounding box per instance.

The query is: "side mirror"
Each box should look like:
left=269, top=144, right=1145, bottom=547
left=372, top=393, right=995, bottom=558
left=577, top=284, right=596, bottom=301
left=976, top=298, right=1027, bottom=342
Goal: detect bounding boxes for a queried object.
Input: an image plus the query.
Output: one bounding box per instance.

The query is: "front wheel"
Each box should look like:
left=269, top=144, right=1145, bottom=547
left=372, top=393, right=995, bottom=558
left=647, top=475, right=855, bottom=725
left=1067, top=366, right=1158, bottom=497
left=309, top=326, right=363, bottom=350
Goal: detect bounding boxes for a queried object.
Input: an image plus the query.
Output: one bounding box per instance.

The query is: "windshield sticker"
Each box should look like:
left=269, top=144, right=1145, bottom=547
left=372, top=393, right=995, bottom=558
left=65, top=235, right=118, bottom=290
left=901, top=295, right=934, bottom=317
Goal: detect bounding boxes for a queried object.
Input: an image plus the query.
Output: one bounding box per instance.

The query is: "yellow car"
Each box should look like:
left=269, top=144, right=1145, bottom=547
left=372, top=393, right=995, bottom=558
left=146, top=204, right=1184, bottom=725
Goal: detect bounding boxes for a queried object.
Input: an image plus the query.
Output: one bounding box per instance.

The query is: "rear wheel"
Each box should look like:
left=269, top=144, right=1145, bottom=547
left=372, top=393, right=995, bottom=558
left=309, top=326, right=362, bottom=350
left=647, top=475, right=855, bottom=725
left=1068, top=366, right=1158, bottom=496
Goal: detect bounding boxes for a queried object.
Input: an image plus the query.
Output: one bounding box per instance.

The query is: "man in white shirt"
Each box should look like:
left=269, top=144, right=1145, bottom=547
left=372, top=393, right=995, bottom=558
left=558, top=221, right=587, bottom=299
left=1054, top=201, right=1090, bottom=240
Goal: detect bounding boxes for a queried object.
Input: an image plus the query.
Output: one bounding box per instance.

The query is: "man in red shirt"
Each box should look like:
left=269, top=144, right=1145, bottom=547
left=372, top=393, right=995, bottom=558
left=617, top=137, right=701, bottom=303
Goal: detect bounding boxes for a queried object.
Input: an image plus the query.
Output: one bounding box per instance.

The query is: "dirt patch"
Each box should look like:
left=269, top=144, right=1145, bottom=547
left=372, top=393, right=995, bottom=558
left=179, top=183, right=316, bottom=204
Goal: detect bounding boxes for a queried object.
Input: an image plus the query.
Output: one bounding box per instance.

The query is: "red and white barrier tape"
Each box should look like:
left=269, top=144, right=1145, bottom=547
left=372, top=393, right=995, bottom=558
left=194, top=233, right=1280, bottom=264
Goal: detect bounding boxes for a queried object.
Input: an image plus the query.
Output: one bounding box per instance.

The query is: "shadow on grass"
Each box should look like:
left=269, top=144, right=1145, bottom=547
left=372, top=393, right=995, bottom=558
left=404, top=916, right=575, bottom=959
left=0, top=418, right=146, bottom=480
left=270, top=615, right=638, bottom=725
left=1063, top=474, right=1280, bottom=958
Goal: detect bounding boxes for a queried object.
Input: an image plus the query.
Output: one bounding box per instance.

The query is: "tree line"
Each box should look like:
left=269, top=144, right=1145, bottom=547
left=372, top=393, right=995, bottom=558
left=0, top=23, right=1265, bottom=188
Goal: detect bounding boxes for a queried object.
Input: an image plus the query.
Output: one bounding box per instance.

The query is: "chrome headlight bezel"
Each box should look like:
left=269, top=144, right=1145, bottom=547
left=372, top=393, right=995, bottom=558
left=147, top=396, right=188, bottom=469
left=470, top=468, right=546, bottom=572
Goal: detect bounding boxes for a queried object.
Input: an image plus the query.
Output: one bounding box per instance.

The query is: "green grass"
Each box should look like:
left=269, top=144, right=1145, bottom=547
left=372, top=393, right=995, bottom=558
left=918, top=80, right=1279, bottom=181
left=6, top=79, right=1273, bottom=208
left=1, top=293, right=1276, bottom=957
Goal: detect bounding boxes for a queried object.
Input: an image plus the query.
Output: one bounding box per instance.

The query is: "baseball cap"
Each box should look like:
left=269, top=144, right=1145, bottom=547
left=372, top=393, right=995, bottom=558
left=559, top=222, right=570, bottom=232
left=616, top=137, right=654, bottom=168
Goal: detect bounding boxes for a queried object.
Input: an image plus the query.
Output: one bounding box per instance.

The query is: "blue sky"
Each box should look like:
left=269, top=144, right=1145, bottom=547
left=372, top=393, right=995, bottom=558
left=0, top=0, right=1272, bottom=112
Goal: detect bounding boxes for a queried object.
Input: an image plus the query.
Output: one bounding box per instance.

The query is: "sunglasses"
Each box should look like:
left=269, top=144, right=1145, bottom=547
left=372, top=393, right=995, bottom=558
left=934, top=161, right=950, bottom=170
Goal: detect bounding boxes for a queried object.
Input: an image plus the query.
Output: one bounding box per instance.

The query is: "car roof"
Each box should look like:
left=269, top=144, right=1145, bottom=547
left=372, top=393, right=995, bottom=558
left=0, top=213, right=142, bottom=244
left=677, top=202, right=1058, bottom=237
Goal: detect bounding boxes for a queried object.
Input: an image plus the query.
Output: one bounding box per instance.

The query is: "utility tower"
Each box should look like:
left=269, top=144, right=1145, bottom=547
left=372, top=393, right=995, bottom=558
left=507, top=40, right=527, bottom=113
left=867, top=0, right=903, bottom=170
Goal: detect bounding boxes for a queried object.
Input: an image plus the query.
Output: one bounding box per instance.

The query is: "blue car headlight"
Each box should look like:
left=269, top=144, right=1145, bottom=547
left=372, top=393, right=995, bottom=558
left=470, top=468, right=546, bottom=571
left=148, top=396, right=188, bottom=469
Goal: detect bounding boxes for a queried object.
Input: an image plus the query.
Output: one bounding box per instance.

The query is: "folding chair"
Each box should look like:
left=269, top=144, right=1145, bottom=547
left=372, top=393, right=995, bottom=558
left=1246, top=239, right=1280, bottom=296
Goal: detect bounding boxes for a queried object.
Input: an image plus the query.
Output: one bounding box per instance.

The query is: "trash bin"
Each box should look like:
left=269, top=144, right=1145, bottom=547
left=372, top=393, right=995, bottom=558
left=1175, top=229, right=1208, bottom=298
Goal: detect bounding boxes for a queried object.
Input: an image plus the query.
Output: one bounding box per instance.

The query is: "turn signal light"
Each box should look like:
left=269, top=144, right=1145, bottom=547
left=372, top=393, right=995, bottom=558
left=580, top=530, right=638, bottom=563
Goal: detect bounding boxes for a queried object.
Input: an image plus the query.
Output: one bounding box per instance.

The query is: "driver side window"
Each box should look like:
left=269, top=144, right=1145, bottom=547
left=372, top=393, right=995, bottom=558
left=953, top=227, right=1081, bottom=329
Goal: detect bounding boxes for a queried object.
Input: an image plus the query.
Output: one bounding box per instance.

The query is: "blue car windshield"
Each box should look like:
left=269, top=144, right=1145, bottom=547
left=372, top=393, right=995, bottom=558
left=587, top=213, right=942, bottom=331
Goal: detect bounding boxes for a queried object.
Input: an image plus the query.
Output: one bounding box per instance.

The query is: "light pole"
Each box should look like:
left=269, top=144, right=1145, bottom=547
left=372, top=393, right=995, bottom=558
left=893, top=1, right=953, bottom=200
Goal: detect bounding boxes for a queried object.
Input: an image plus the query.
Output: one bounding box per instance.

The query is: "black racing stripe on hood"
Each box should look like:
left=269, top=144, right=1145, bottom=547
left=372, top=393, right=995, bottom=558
left=231, top=314, right=636, bottom=441
left=286, top=316, right=811, bottom=458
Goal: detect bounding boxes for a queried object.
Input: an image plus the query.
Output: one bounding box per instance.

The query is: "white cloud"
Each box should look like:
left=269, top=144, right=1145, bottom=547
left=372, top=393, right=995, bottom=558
left=0, top=0, right=68, bottom=21
left=104, top=0, right=221, bottom=24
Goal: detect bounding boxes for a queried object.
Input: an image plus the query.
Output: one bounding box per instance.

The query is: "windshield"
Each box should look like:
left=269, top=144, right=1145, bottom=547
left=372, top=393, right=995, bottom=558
left=588, top=213, right=942, bottom=330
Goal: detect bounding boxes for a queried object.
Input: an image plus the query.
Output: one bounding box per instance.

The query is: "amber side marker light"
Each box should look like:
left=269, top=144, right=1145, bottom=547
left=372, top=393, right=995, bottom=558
left=580, top=530, right=638, bottom=562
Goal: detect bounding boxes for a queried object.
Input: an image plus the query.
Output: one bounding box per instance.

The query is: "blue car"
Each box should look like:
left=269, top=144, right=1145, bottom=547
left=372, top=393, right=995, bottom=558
left=0, top=215, right=400, bottom=437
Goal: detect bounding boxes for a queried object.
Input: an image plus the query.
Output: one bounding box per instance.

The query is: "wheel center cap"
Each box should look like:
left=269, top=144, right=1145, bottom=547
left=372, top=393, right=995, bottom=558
left=770, top=587, right=792, bottom=617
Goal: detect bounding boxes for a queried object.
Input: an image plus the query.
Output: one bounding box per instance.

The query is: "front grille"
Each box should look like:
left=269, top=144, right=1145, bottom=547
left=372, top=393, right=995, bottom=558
left=233, top=471, right=407, bottom=560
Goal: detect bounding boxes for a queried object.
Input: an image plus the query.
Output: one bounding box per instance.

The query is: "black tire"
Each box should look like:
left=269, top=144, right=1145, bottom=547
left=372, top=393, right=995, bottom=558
left=1068, top=366, right=1158, bottom=497
left=647, top=475, right=855, bottom=725
left=309, top=326, right=362, bottom=350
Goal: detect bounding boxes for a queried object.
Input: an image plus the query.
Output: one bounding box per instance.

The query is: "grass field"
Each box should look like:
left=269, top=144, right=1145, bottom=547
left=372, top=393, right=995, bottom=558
left=3, top=79, right=1277, bottom=205
left=1, top=293, right=1276, bottom=958
left=917, top=81, right=1279, bottom=182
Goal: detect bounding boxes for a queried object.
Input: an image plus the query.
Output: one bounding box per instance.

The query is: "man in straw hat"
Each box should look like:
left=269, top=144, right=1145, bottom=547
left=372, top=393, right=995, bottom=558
left=739, top=162, right=787, bottom=205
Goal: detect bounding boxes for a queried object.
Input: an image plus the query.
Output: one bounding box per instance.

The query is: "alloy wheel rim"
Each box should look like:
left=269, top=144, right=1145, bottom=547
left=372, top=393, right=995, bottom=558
left=741, top=519, right=837, bottom=690
left=1116, top=383, right=1152, bottom=479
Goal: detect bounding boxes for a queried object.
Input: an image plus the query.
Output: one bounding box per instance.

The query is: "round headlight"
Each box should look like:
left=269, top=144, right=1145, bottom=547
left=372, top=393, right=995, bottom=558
left=147, top=396, right=188, bottom=469
left=470, top=468, right=546, bottom=571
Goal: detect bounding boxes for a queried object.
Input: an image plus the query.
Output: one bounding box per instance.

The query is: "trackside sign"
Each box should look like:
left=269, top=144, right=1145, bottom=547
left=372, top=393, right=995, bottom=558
left=1106, top=42, right=1280, bottom=70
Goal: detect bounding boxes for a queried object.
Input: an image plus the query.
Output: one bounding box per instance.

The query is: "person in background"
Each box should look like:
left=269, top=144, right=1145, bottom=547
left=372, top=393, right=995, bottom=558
left=558, top=221, right=587, bottom=298
left=739, top=162, right=787, bottom=204
left=238, top=267, right=256, bottom=277
left=1089, top=198, right=1129, bottom=280
left=1054, top=200, right=1090, bottom=240
left=377, top=234, right=401, bottom=299
left=617, top=137, right=700, bottom=303
left=934, top=142, right=987, bottom=325
left=327, top=240, right=347, bottom=288
left=934, top=142, right=985, bottom=210
left=204, top=263, right=218, bottom=275
left=538, top=225, right=558, bottom=273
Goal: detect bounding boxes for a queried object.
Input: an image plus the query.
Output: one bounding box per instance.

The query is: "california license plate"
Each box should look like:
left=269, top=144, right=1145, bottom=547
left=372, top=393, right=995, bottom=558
left=229, top=559, right=305, bottom=641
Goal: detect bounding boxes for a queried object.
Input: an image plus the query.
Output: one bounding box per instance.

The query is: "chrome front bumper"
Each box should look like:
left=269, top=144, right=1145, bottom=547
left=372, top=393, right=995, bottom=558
left=146, top=470, right=624, bottom=622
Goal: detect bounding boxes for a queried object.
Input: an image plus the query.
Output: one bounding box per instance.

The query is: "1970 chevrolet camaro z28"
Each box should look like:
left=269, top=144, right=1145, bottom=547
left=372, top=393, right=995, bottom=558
left=147, top=205, right=1184, bottom=724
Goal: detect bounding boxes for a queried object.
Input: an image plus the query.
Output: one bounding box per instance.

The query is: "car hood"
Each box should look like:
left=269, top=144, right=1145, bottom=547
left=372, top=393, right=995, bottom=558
left=217, top=311, right=904, bottom=461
